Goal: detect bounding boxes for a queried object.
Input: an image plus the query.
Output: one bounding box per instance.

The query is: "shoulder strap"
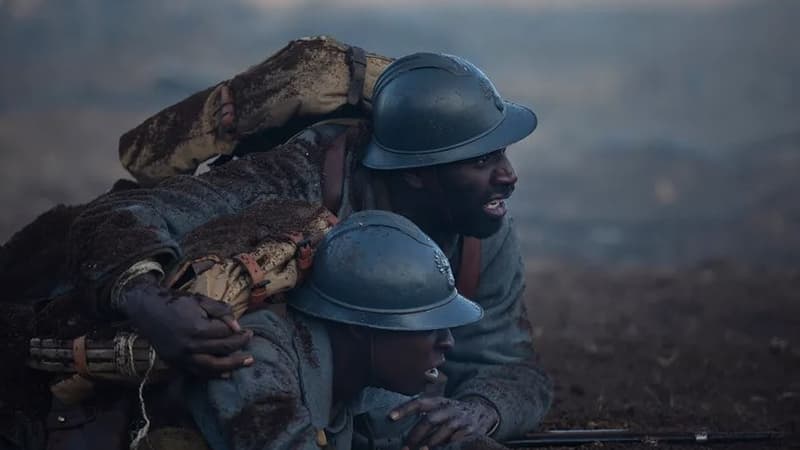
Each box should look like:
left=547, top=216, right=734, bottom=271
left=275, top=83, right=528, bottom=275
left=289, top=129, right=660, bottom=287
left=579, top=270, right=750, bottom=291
left=346, top=46, right=367, bottom=106
left=456, top=236, right=481, bottom=299
left=322, top=131, right=348, bottom=214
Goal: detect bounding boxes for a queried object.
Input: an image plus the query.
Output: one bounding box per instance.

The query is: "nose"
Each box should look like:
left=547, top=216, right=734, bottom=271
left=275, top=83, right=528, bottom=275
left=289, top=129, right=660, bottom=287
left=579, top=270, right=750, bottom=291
left=435, top=328, right=455, bottom=352
left=491, top=153, right=518, bottom=186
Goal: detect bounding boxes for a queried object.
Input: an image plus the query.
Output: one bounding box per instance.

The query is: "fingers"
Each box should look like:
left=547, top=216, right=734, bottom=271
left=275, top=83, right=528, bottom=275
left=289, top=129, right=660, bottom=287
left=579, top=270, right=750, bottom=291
left=449, top=428, right=474, bottom=444
left=390, top=396, right=447, bottom=420
left=395, top=397, right=481, bottom=449
left=190, top=317, right=245, bottom=339
left=401, top=398, right=458, bottom=449
left=425, top=417, right=473, bottom=448
left=196, top=297, right=242, bottom=332
left=187, top=352, right=254, bottom=377
left=404, top=418, right=435, bottom=449
left=186, top=330, right=253, bottom=355
left=406, top=411, right=465, bottom=449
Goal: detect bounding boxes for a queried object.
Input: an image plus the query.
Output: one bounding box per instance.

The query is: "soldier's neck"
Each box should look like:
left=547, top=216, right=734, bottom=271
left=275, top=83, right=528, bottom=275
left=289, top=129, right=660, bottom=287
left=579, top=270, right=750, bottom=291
left=328, top=325, right=370, bottom=406
left=381, top=178, right=459, bottom=254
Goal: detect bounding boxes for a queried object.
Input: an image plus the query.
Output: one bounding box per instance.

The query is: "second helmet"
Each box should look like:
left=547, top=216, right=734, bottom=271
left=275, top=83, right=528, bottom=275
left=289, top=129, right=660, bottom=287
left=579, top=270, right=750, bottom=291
left=362, top=52, right=537, bottom=170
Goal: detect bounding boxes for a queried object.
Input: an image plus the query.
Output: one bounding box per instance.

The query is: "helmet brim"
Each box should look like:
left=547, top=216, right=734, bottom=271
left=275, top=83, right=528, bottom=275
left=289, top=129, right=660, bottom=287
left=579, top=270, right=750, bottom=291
left=288, top=284, right=484, bottom=331
left=362, top=101, right=537, bottom=170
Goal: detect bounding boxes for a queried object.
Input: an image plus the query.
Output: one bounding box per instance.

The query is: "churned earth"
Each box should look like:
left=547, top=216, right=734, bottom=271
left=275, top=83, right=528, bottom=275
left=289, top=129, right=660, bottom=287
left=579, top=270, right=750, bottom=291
left=522, top=261, right=800, bottom=449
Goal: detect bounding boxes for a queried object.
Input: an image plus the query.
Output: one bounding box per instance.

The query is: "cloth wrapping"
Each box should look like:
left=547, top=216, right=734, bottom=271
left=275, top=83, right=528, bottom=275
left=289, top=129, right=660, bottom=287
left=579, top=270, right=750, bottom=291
left=119, top=36, right=392, bottom=185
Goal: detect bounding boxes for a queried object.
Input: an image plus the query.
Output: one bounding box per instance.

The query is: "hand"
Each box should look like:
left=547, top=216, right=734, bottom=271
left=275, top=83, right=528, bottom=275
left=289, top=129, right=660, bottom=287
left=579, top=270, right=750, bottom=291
left=119, top=272, right=253, bottom=377
left=389, top=396, right=500, bottom=450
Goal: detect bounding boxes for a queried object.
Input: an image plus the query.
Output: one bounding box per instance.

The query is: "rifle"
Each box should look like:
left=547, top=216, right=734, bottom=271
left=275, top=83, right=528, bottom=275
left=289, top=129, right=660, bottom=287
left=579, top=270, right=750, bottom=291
left=503, top=428, right=787, bottom=447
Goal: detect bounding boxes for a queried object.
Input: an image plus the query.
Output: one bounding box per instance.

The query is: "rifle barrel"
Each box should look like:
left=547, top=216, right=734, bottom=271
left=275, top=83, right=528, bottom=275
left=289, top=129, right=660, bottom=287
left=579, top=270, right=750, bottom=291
left=504, top=430, right=784, bottom=448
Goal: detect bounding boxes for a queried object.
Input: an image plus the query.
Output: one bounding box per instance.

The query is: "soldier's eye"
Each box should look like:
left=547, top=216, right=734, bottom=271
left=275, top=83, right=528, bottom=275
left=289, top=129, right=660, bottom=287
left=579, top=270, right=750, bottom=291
left=474, top=156, right=490, bottom=167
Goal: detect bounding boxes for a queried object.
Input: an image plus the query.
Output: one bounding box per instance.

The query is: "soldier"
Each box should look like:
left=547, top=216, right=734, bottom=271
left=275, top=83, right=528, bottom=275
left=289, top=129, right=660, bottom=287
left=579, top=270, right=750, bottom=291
left=66, top=52, right=552, bottom=447
left=185, top=210, right=484, bottom=450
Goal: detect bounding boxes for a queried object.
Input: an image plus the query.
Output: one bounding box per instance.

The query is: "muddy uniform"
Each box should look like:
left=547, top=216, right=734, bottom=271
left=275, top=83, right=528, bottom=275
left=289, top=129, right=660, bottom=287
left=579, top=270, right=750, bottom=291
left=189, top=309, right=357, bottom=450
left=67, top=122, right=552, bottom=441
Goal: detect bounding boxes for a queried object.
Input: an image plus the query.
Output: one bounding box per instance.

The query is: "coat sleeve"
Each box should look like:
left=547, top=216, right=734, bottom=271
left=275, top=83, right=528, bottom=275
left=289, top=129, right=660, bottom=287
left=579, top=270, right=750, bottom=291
left=66, top=125, right=346, bottom=314
left=444, top=216, right=553, bottom=441
left=188, top=310, right=320, bottom=450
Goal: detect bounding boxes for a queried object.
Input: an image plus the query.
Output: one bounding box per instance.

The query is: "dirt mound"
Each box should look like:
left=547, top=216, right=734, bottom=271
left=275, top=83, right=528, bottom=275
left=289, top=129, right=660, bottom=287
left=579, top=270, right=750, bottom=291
left=526, top=262, right=800, bottom=448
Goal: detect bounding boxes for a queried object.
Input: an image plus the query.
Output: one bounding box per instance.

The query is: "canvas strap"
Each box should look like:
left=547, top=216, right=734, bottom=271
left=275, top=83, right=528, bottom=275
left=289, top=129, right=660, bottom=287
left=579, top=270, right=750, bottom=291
left=322, top=131, right=348, bottom=214
left=456, top=237, right=481, bottom=299
left=218, top=83, right=237, bottom=139
left=346, top=46, right=367, bottom=106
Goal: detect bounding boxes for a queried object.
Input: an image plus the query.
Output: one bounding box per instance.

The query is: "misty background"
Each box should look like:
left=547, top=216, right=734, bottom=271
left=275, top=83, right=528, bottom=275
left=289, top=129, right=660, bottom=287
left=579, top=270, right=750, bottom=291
left=1, top=0, right=799, bottom=266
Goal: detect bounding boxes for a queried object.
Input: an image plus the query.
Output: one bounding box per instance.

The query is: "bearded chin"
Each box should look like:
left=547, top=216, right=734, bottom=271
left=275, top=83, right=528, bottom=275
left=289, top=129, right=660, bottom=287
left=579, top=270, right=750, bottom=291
left=456, top=212, right=504, bottom=239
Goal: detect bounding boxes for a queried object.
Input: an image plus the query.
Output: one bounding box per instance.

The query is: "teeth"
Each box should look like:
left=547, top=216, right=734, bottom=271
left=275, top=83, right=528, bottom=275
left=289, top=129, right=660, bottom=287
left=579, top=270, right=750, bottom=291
left=486, top=200, right=500, bottom=209
left=424, top=368, right=439, bottom=381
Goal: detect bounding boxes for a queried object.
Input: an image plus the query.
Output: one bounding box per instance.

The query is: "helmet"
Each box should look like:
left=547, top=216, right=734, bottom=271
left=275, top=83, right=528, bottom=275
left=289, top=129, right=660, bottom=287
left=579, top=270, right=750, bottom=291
left=362, top=52, right=537, bottom=170
left=288, top=210, right=483, bottom=330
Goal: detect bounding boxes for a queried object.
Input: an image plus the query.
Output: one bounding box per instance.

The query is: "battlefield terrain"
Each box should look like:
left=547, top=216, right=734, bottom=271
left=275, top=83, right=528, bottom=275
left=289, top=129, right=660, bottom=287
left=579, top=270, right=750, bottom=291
left=2, top=0, right=799, bottom=448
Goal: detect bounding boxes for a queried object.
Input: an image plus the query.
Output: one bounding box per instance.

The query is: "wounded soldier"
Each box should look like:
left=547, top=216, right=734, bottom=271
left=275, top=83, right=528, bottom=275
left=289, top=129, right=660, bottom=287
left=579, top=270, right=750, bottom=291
left=185, top=210, right=484, bottom=449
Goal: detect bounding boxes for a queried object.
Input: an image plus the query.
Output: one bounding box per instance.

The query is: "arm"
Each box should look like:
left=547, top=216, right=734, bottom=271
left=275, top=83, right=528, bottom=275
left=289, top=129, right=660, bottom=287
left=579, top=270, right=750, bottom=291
left=386, top=217, right=552, bottom=448
left=443, top=216, right=553, bottom=440
left=69, top=128, right=330, bottom=315
left=66, top=123, right=353, bottom=375
left=188, top=310, right=320, bottom=450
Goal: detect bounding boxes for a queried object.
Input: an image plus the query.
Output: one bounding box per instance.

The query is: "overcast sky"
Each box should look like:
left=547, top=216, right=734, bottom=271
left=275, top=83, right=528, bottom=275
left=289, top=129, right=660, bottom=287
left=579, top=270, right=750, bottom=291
left=1, top=0, right=798, bottom=262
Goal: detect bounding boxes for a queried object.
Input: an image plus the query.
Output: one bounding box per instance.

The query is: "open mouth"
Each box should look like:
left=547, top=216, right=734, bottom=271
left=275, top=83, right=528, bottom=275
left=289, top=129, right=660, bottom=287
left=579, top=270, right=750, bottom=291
left=424, top=367, right=440, bottom=382
left=483, top=198, right=507, bottom=218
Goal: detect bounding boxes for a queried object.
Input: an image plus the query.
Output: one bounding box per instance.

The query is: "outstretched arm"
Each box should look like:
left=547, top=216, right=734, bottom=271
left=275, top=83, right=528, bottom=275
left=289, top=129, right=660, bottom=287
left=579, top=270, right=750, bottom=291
left=66, top=123, right=354, bottom=375
left=386, top=217, right=552, bottom=447
left=69, top=129, right=329, bottom=314
left=443, top=216, right=553, bottom=440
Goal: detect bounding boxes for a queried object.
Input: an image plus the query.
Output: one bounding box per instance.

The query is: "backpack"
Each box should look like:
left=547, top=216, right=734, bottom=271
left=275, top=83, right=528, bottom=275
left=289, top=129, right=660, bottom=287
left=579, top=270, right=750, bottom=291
left=119, top=36, right=393, bottom=186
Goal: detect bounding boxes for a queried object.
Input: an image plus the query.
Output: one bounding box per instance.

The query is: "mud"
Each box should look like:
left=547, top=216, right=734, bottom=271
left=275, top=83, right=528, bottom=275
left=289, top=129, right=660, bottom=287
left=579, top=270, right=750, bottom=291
left=292, top=316, right=320, bottom=369
left=119, top=84, right=216, bottom=171
left=180, top=199, right=326, bottom=261
left=524, top=262, right=800, bottom=449
left=225, top=393, right=298, bottom=448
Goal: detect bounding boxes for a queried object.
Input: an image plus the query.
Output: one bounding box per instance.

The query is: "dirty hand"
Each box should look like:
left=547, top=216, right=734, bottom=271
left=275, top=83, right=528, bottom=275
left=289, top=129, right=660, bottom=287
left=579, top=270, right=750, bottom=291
left=119, top=272, right=253, bottom=377
left=390, top=396, right=500, bottom=450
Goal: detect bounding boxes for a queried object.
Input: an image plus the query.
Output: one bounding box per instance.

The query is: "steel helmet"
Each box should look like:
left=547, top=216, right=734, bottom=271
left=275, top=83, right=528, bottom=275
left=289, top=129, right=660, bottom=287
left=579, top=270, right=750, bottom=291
left=362, top=52, right=537, bottom=170
left=288, top=210, right=483, bottom=330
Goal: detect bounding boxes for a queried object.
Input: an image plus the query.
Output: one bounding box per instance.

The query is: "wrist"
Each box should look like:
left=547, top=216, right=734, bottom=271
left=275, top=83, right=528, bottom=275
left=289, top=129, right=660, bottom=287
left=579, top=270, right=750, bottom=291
left=461, top=396, right=501, bottom=435
left=111, top=260, right=165, bottom=315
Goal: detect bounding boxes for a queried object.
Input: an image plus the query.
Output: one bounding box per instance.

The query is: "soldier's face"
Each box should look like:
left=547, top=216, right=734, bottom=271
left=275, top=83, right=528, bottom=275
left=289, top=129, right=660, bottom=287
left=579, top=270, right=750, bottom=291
left=371, top=328, right=455, bottom=395
left=435, top=148, right=518, bottom=238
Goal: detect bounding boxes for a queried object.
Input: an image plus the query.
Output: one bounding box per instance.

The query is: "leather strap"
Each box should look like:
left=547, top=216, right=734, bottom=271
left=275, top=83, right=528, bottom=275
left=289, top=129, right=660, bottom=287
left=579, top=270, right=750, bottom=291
left=456, top=237, right=481, bottom=299
left=218, top=83, right=237, bottom=138
left=322, top=132, right=348, bottom=214
left=233, top=253, right=270, bottom=305
left=346, top=46, right=367, bottom=106
left=72, top=335, right=89, bottom=377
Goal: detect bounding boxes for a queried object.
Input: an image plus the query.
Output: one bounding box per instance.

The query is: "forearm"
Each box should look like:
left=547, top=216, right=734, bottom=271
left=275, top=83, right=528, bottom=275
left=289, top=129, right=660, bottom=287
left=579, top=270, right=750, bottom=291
left=445, top=216, right=553, bottom=439
left=68, top=144, right=325, bottom=315
left=447, top=358, right=553, bottom=440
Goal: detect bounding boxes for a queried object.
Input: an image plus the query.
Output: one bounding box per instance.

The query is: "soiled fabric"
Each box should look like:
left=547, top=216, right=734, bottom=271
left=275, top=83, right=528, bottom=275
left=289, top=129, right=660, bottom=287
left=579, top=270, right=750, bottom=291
left=65, top=121, right=552, bottom=441
left=188, top=309, right=355, bottom=450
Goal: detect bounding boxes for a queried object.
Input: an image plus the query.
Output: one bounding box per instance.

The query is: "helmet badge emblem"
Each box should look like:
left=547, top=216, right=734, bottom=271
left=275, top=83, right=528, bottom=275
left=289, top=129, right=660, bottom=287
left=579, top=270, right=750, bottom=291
left=433, top=249, right=456, bottom=289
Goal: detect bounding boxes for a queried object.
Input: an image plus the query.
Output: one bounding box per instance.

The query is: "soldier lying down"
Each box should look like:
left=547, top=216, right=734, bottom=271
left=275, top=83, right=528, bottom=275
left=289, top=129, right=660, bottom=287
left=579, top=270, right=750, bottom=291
left=179, top=210, right=485, bottom=450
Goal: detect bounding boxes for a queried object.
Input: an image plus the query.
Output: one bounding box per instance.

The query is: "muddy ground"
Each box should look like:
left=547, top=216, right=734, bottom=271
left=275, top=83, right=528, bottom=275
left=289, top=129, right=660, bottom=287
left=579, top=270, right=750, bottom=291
left=523, top=261, right=800, bottom=449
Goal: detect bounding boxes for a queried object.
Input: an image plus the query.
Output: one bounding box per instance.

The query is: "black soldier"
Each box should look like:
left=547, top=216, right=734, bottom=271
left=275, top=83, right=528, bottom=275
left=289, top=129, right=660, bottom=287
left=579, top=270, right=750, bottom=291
left=50, top=52, right=552, bottom=448
left=186, top=210, right=484, bottom=450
